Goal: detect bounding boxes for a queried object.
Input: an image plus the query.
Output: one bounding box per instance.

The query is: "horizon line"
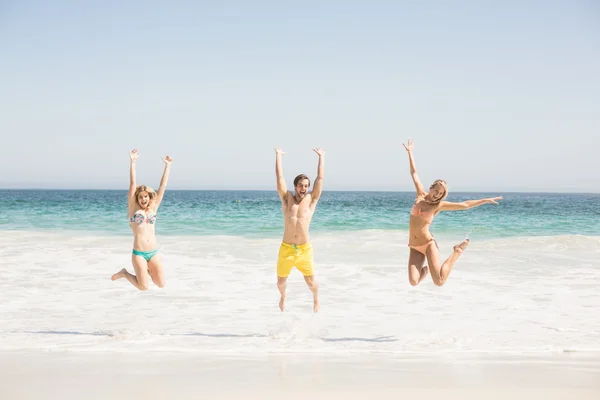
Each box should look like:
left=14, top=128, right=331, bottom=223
left=0, top=188, right=598, bottom=195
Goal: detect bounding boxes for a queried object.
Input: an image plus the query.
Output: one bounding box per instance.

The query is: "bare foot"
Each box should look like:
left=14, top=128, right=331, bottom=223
left=313, top=297, right=320, bottom=313
left=111, top=268, right=126, bottom=281
left=453, top=239, right=470, bottom=254
left=279, top=295, right=286, bottom=311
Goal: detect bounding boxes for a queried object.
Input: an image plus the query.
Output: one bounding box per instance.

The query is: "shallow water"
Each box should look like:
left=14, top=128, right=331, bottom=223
left=1, top=230, right=599, bottom=355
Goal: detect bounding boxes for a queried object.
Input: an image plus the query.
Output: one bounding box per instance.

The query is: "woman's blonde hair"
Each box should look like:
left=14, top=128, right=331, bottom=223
left=427, top=179, right=448, bottom=205
left=134, top=185, right=157, bottom=207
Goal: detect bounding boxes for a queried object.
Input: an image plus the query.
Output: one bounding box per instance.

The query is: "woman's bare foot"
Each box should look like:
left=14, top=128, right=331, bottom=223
left=313, top=298, right=320, bottom=313
left=453, top=239, right=470, bottom=253
left=111, top=268, right=126, bottom=281
left=279, top=295, right=286, bottom=311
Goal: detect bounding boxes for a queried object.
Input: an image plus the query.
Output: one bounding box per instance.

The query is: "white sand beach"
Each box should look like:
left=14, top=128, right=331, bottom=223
left=1, top=351, right=599, bottom=399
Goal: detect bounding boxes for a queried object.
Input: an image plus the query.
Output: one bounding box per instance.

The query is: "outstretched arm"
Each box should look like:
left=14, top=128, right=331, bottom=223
left=154, top=156, right=172, bottom=209
left=274, top=148, right=288, bottom=203
left=403, top=139, right=426, bottom=197
left=128, top=149, right=139, bottom=212
left=311, top=148, right=325, bottom=202
left=439, top=196, right=503, bottom=211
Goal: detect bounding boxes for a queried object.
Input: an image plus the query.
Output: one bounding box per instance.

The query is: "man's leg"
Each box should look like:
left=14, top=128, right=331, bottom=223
left=296, top=243, right=319, bottom=313
left=277, top=276, right=288, bottom=311
left=303, top=275, right=319, bottom=313
left=276, top=243, right=293, bottom=311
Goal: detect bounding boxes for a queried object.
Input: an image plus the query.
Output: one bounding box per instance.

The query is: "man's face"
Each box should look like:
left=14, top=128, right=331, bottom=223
left=295, top=179, right=310, bottom=199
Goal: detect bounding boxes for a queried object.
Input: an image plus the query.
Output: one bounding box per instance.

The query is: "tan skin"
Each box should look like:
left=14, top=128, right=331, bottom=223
left=403, top=139, right=502, bottom=287
left=275, top=148, right=324, bottom=312
left=111, top=149, right=172, bottom=290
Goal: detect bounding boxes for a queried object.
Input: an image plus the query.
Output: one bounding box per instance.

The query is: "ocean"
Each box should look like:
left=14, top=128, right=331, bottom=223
left=1, top=189, right=599, bottom=356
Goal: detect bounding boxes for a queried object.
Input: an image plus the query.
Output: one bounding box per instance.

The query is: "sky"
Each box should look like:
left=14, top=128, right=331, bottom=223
left=1, top=0, right=599, bottom=192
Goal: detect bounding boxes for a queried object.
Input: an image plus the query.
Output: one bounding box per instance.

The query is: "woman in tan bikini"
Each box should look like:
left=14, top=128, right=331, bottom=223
left=403, top=139, right=502, bottom=287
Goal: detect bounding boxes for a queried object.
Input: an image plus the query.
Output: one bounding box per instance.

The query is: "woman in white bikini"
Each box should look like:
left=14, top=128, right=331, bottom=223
left=111, top=149, right=172, bottom=290
left=404, top=139, right=502, bottom=287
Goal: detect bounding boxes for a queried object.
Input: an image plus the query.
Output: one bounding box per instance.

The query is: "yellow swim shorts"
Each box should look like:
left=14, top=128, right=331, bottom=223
left=276, top=242, right=314, bottom=277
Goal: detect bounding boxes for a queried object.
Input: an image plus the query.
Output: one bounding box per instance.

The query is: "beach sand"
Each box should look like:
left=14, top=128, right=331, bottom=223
left=1, top=351, right=598, bottom=399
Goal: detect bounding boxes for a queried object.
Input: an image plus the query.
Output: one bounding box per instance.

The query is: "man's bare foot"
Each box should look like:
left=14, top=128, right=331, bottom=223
left=111, top=268, right=126, bottom=281
left=313, top=298, right=320, bottom=313
left=279, top=295, right=286, bottom=311
left=454, top=239, right=470, bottom=253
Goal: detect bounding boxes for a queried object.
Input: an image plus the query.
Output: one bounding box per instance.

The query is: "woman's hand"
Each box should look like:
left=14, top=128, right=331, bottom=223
left=485, top=196, right=503, bottom=204
left=402, top=139, right=414, bottom=152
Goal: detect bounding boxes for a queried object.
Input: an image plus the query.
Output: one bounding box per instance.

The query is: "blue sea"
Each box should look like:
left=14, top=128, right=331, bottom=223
left=0, top=189, right=599, bottom=357
left=1, top=190, right=599, bottom=238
